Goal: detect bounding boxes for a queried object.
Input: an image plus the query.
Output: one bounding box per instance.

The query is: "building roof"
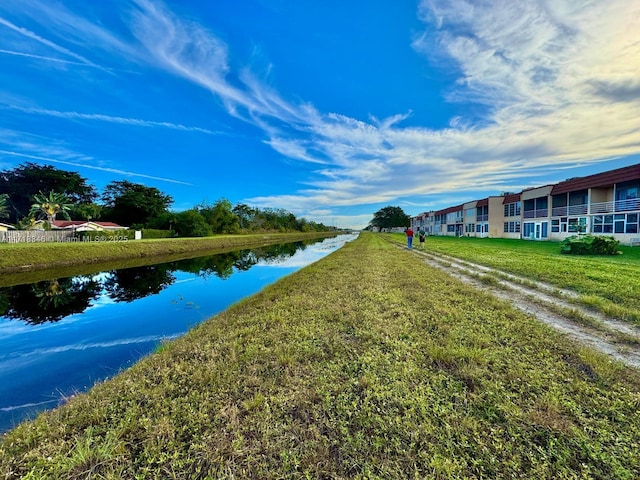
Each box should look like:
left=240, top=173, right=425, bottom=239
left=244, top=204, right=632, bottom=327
left=436, top=204, right=464, bottom=215
left=502, top=193, right=521, bottom=204
left=476, top=198, right=489, bottom=207
left=551, top=163, right=640, bottom=195
left=51, top=220, right=126, bottom=229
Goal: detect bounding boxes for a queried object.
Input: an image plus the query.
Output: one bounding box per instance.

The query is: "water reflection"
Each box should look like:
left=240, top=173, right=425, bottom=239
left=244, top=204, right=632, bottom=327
left=0, top=239, right=322, bottom=325
left=0, top=234, right=357, bottom=432
left=1, top=277, right=101, bottom=324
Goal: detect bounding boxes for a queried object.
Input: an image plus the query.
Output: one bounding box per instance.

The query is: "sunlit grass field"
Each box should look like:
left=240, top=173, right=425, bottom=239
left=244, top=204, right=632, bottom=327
left=389, top=233, right=640, bottom=325
left=1, top=233, right=639, bottom=479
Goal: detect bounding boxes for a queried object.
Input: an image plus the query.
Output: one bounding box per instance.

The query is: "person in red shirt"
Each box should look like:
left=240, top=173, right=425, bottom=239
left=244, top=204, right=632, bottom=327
left=405, top=227, right=414, bottom=249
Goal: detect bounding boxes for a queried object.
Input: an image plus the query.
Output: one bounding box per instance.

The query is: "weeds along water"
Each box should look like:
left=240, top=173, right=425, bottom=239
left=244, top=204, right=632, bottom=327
left=1, top=232, right=640, bottom=479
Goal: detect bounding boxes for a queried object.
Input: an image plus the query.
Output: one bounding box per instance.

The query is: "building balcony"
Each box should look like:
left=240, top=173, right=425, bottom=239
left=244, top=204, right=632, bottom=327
left=523, top=208, right=548, bottom=219
left=551, top=198, right=639, bottom=216
left=591, top=198, right=640, bottom=213
left=551, top=204, right=588, bottom=216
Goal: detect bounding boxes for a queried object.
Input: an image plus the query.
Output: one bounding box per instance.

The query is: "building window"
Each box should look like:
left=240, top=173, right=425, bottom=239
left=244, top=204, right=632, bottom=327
left=447, top=225, right=455, bottom=232
left=552, top=194, right=567, bottom=208
left=568, top=217, right=587, bottom=233
left=592, top=215, right=613, bottom=233
left=465, top=223, right=475, bottom=233
left=523, top=222, right=535, bottom=238
left=569, top=190, right=588, bottom=206
left=616, top=180, right=640, bottom=212
left=591, top=213, right=640, bottom=234
left=503, top=202, right=521, bottom=217
left=551, top=217, right=580, bottom=233
left=503, top=221, right=520, bottom=233
left=616, top=181, right=639, bottom=200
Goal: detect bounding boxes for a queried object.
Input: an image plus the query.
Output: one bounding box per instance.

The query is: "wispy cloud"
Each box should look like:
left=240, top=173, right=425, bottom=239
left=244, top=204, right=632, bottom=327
left=0, top=150, right=192, bottom=185
left=0, top=48, right=101, bottom=68
left=4, top=105, right=222, bottom=135
left=125, top=0, right=640, bottom=223
left=0, top=15, right=104, bottom=69
left=1, top=0, right=138, bottom=65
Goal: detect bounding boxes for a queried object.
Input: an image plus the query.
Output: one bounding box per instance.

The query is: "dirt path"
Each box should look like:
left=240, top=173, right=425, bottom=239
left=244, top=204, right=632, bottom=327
left=407, top=246, right=640, bottom=369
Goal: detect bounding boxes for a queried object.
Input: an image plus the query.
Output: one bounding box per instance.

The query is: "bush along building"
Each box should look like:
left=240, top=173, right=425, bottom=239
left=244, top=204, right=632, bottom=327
left=411, top=163, right=640, bottom=246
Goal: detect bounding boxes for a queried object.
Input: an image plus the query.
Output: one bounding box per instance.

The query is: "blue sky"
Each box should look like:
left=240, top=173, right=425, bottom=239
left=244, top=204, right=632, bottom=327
left=1, top=0, right=639, bottom=229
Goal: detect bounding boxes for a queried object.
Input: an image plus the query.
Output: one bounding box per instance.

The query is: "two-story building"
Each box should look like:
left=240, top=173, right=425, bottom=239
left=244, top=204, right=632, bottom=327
left=409, top=162, right=640, bottom=245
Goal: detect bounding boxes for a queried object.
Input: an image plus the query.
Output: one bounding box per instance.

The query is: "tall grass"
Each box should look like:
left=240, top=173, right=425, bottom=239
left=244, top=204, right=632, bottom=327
left=1, top=233, right=639, bottom=479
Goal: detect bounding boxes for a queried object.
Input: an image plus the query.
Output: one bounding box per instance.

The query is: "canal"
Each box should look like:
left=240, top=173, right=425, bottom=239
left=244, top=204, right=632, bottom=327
left=0, top=233, right=357, bottom=433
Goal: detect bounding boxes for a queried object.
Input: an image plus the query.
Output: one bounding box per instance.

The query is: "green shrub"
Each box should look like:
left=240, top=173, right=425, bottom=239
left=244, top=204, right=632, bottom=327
left=141, top=229, right=174, bottom=239
left=560, top=234, right=620, bottom=255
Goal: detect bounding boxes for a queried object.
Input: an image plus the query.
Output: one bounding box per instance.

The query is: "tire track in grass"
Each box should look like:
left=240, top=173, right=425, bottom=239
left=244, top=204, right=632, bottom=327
left=403, top=246, right=640, bottom=369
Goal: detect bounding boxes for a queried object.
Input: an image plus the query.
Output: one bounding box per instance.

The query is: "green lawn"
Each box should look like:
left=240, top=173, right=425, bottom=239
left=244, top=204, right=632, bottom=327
left=2, top=233, right=639, bottom=479
left=390, top=234, right=640, bottom=325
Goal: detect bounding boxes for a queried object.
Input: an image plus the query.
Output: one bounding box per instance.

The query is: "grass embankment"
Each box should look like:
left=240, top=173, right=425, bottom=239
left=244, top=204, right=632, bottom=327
left=0, top=232, right=336, bottom=282
left=2, top=233, right=639, bottom=479
left=395, top=234, right=640, bottom=325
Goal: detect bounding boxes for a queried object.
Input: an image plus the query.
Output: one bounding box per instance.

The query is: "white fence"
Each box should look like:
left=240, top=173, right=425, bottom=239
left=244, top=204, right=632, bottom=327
left=0, top=230, right=77, bottom=243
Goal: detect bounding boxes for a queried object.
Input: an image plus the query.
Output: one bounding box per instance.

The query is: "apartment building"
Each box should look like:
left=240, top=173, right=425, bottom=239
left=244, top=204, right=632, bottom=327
left=410, top=163, right=640, bottom=245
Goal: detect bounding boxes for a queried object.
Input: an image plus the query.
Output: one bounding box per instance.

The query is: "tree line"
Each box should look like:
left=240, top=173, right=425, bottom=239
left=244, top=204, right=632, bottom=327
left=0, top=163, right=333, bottom=236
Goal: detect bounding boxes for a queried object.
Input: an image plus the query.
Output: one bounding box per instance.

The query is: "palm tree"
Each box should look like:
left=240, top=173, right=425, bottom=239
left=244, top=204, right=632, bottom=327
left=0, top=193, right=9, bottom=220
left=29, top=191, right=73, bottom=224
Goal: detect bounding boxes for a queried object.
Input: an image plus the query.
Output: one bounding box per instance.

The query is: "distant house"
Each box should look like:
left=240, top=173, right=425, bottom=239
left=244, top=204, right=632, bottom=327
left=51, top=220, right=128, bottom=232
left=0, top=223, right=15, bottom=232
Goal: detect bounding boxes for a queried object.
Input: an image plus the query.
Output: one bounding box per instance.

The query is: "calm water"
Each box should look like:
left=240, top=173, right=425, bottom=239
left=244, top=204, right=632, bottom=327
left=0, top=234, right=357, bottom=433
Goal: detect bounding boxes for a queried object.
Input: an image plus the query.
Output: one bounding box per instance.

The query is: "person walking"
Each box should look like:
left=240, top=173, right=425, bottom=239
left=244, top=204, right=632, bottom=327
left=418, top=229, right=426, bottom=248
left=405, top=226, right=414, bottom=249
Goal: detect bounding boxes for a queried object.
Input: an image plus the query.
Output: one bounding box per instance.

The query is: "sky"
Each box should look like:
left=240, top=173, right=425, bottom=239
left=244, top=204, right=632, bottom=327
left=1, top=0, right=639, bottom=229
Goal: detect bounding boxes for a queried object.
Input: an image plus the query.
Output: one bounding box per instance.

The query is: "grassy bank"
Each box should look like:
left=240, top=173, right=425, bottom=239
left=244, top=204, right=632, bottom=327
left=390, top=234, right=640, bottom=325
left=0, top=232, right=337, bottom=276
left=2, top=232, right=639, bottom=479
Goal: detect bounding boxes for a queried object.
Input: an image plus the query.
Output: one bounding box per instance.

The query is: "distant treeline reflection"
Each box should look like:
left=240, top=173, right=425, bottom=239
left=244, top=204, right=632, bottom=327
left=0, top=240, right=317, bottom=324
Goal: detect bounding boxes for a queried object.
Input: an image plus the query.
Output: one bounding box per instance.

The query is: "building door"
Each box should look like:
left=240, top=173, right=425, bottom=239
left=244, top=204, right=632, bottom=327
left=534, top=222, right=548, bottom=240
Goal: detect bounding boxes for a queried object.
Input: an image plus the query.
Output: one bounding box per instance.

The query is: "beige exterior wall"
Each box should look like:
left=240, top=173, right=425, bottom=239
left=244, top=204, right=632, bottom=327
left=463, top=201, right=477, bottom=237
left=590, top=187, right=613, bottom=204
left=520, top=185, right=553, bottom=202
left=487, top=197, right=506, bottom=238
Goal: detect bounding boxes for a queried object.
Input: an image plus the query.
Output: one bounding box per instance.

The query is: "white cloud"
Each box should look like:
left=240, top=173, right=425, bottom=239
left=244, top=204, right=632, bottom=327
left=3, top=0, right=640, bottom=227
left=0, top=15, right=101, bottom=68
left=0, top=49, right=101, bottom=68
left=0, top=149, right=192, bottom=185
left=4, top=105, right=221, bottom=135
